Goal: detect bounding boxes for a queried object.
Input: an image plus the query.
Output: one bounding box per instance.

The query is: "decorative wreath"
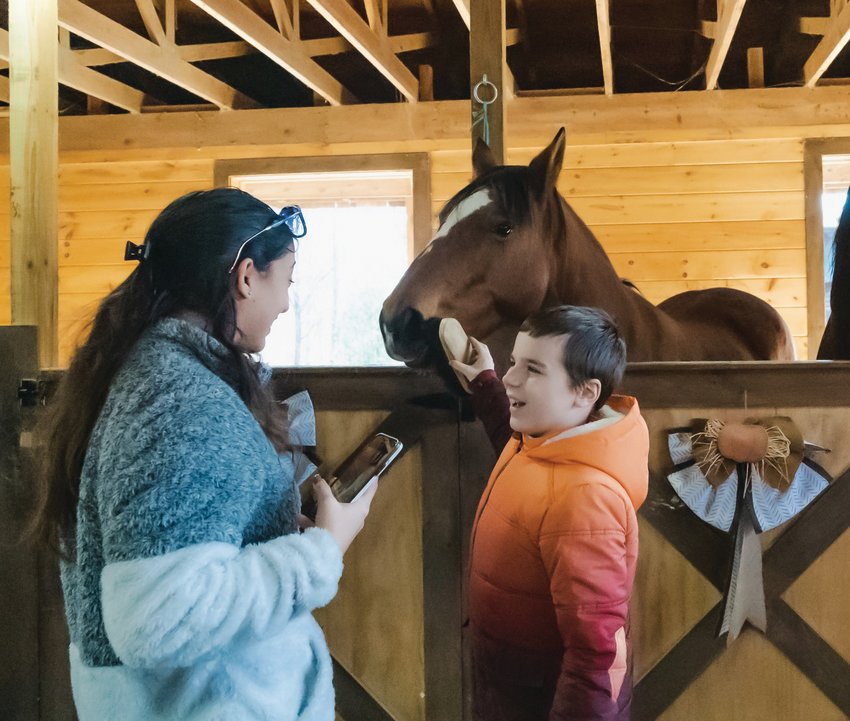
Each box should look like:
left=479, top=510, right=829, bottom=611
left=666, top=417, right=831, bottom=642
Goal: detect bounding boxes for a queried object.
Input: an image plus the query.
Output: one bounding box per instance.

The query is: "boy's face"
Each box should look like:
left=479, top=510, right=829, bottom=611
left=503, top=332, right=599, bottom=437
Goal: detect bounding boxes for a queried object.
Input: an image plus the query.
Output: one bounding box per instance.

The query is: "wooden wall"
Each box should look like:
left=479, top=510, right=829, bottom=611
left=0, top=109, right=816, bottom=364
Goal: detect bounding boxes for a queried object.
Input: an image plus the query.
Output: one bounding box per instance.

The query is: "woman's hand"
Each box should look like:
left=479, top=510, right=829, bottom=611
left=449, top=338, right=495, bottom=382
left=312, top=476, right=378, bottom=555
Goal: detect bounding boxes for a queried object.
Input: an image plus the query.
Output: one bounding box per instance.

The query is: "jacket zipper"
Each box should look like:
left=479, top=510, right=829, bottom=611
left=466, top=440, right=522, bottom=593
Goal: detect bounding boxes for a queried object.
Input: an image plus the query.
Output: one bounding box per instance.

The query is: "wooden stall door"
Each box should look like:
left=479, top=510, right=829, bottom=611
left=0, top=327, right=75, bottom=721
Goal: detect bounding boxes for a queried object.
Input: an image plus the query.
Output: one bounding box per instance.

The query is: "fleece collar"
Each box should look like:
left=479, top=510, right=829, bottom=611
left=151, top=317, right=272, bottom=386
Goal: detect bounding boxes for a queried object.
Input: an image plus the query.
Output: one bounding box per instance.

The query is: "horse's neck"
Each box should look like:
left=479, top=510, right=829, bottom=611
left=554, top=201, right=634, bottom=310
left=548, top=199, right=668, bottom=354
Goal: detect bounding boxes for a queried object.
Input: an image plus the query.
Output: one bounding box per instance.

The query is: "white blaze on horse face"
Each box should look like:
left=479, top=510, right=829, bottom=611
left=431, top=189, right=493, bottom=243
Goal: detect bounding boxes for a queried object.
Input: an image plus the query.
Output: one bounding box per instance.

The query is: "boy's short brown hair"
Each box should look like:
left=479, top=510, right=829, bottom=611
left=519, top=305, right=626, bottom=409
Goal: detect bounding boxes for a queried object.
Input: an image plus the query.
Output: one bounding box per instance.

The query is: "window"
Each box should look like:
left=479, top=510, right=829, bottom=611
left=803, top=140, right=850, bottom=354
left=216, top=155, right=431, bottom=367
left=821, top=156, right=850, bottom=320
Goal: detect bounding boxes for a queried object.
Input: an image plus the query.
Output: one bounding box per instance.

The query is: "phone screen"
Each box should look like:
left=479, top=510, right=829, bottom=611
left=328, top=433, right=403, bottom=503
left=300, top=433, right=403, bottom=518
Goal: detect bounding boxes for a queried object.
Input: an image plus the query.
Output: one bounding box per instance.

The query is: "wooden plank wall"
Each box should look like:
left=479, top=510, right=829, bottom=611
left=0, top=160, right=214, bottom=362
left=0, top=135, right=809, bottom=364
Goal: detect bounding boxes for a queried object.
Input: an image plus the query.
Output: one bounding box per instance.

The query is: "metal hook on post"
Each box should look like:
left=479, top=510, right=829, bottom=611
left=472, top=74, right=499, bottom=147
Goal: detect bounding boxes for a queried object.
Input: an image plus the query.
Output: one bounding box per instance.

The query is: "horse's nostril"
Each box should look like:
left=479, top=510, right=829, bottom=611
left=380, top=306, right=430, bottom=363
left=388, top=307, right=422, bottom=342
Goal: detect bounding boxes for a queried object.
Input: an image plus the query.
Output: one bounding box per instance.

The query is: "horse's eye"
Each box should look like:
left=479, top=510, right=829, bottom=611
left=494, top=223, right=513, bottom=238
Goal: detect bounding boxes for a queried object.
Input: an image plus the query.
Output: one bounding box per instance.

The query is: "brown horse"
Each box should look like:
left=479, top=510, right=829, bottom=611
left=380, top=129, right=795, bottom=376
left=817, top=186, right=850, bottom=360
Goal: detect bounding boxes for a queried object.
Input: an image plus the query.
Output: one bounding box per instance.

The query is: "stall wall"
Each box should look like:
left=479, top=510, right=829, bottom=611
left=0, top=132, right=811, bottom=363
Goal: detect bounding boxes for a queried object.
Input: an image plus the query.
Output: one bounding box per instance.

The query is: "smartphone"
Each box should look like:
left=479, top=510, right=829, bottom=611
left=300, top=433, right=403, bottom=518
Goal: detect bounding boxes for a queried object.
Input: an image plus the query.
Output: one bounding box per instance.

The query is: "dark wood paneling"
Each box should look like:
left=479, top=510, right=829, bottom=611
left=0, top=327, right=40, bottom=721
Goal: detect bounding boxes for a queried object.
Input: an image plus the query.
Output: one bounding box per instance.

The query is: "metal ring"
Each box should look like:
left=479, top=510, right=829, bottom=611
left=473, top=76, right=499, bottom=105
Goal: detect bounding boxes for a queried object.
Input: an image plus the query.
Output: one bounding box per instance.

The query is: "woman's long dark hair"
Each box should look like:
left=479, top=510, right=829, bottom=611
left=30, top=188, right=296, bottom=554
left=818, top=186, right=850, bottom=359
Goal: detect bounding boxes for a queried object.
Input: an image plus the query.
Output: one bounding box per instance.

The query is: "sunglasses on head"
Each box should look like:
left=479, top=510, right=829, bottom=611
left=227, top=205, right=306, bottom=274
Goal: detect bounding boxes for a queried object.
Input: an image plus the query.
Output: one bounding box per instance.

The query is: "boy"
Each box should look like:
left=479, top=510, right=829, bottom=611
left=450, top=305, right=649, bottom=721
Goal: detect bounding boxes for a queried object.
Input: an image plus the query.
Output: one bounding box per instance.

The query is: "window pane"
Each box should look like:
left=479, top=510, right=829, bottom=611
left=261, top=203, right=408, bottom=366
left=823, top=190, right=846, bottom=318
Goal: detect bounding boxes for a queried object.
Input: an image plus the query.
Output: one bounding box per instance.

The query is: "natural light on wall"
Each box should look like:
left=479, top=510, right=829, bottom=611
left=822, top=156, right=850, bottom=319
left=231, top=171, right=412, bottom=366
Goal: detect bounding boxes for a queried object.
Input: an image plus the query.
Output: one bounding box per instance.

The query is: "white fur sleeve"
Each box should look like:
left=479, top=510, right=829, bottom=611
left=100, top=527, right=342, bottom=668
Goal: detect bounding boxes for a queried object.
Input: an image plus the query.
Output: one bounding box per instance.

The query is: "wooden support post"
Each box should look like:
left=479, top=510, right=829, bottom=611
left=9, top=0, right=59, bottom=367
left=747, top=47, right=765, bottom=88
left=470, top=0, right=506, bottom=163
left=418, top=63, right=434, bottom=101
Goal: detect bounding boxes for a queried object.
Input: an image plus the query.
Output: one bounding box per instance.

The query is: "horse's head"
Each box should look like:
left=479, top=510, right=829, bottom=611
left=381, top=128, right=567, bottom=377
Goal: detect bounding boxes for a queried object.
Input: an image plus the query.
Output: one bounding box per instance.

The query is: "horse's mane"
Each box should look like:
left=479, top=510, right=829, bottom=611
left=440, top=166, right=534, bottom=228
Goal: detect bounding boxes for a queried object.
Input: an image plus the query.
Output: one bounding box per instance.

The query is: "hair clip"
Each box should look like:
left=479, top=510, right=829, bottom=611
left=124, top=240, right=149, bottom=262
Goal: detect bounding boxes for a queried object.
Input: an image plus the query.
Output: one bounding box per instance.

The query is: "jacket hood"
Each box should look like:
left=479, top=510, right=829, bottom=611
left=520, top=395, right=649, bottom=510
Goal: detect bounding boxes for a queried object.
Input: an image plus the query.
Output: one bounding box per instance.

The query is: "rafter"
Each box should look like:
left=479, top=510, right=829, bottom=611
left=364, top=0, right=383, bottom=34
left=189, top=0, right=355, bottom=105
left=804, top=1, right=850, bottom=86
left=135, top=0, right=167, bottom=45
left=704, top=0, right=747, bottom=90
left=74, top=31, right=446, bottom=68
left=165, top=0, right=176, bottom=42
left=58, top=0, right=259, bottom=109
left=0, top=27, right=144, bottom=113
left=451, top=0, right=470, bottom=28
left=595, top=0, right=613, bottom=95
left=302, top=0, right=418, bottom=101
left=269, top=0, right=295, bottom=39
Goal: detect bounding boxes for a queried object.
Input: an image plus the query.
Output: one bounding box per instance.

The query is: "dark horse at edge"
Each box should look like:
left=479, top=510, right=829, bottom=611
left=380, top=128, right=795, bottom=376
left=817, top=186, right=850, bottom=360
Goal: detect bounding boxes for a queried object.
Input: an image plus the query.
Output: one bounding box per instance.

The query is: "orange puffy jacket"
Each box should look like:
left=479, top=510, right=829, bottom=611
left=468, top=380, right=649, bottom=721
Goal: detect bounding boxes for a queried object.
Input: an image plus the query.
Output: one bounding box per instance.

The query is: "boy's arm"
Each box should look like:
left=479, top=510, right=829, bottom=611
left=469, top=369, right=513, bottom=452
left=538, top=483, right=632, bottom=721
left=450, top=338, right=513, bottom=452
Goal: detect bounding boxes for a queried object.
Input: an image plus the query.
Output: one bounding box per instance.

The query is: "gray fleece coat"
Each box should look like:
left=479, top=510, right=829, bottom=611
left=60, top=318, right=342, bottom=721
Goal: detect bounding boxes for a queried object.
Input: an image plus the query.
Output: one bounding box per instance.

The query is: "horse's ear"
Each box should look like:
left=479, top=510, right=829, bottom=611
left=472, top=137, right=498, bottom=178
left=528, top=127, right=566, bottom=197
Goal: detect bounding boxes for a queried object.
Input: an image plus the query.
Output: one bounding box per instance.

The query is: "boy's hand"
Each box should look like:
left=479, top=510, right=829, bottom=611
left=312, top=476, right=377, bottom=555
left=449, top=337, right=495, bottom=382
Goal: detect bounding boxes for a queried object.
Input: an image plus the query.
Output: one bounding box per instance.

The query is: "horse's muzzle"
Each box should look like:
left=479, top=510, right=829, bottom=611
left=379, top=306, right=436, bottom=366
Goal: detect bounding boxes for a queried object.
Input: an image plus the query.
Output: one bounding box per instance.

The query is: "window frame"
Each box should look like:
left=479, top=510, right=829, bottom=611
left=213, top=153, right=432, bottom=258
left=802, top=138, right=850, bottom=355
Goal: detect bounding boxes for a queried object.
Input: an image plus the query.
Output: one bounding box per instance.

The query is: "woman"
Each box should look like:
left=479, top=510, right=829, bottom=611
left=30, top=188, right=374, bottom=720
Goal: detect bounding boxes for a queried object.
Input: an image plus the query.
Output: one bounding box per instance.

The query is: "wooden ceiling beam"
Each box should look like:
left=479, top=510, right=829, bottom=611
left=705, top=0, right=747, bottom=90
left=269, top=0, right=296, bottom=39
left=451, top=0, right=470, bottom=29
left=595, top=0, right=614, bottom=95
left=135, top=0, right=167, bottom=45
left=58, top=0, right=259, bottom=109
left=363, top=0, right=383, bottom=34
left=0, top=28, right=144, bottom=113
left=0, top=74, right=8, bottom=103
left=804, top=2, right=850, bottom=86
left=74, top=30, right=448, bottom=68
left=189, top=0, right=356, bottom=105
left=165, top=0, right=176, bottom=42
left=302, top=0, right=418, bottom=101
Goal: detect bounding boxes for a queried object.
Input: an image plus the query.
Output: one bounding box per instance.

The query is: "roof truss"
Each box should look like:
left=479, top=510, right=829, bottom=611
left=188, top=0, right=356, bottom=105
left=302, top=0, right=418, bottom=102
left=58, top=0, right=260, bottom=109
left=702, top=0, right=748, bottom=90
left=0, top=26, right=145, bottom=112
left=803, top=0, right=850, bottom=86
